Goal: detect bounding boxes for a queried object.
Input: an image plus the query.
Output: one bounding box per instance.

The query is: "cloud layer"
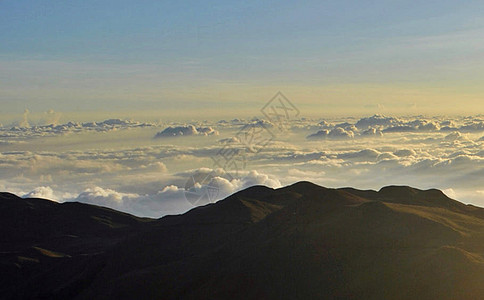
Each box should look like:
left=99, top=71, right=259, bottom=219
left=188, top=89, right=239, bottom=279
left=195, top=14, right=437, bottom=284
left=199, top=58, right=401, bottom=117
left=3, top=114, right=484, bottom=216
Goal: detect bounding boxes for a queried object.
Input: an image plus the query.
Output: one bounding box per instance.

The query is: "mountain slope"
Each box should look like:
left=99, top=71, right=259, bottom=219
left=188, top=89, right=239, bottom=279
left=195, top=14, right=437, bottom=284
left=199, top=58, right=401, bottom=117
left=0, top=192, right=152, bottom=299
left=2, top=183, right=484, bottom=299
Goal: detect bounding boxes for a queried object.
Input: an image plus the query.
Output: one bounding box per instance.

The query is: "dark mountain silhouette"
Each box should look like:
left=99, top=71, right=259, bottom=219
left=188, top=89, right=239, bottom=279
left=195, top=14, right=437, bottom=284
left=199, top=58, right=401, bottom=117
left=1, top=182, right=484, bottom=299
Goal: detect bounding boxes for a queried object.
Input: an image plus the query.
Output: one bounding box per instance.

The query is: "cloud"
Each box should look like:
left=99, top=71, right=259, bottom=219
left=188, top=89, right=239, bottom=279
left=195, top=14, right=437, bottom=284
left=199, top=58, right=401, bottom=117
left=306, top=115, right=484, bottom=140
left=139, top=162, right=168, bottom=172
left=19, top=109, right=30, bottom=128
left=240, top=119, right=275, bottom=131
left=69, top=169, right=281, bottom=217
left=394, top=149, right=416, bottom=157
left=355, top=115, right=400, bottom=129
left=362, top=128, right=383, bottom=137
left=445, top=131, right=467, bottom=141
left=382, top=126, right=417, bottom=133
left=4, top=114, right=484, bottom=217
left=417, top=121, right=440, bottom=131
left=338, top=149, right=380, bottom=161
left=154, top=125, right=218, bottom=138
left=22, top=186, right=57, bottom=201
left=43, top=109, right=62, bottom=126
left=307, top=127, right=355, bottom=139
left=74, top=187, right=137, bottom=211
left=1, top=118, right=154, bottom=141
left=459, top=122, right=484, bottom=132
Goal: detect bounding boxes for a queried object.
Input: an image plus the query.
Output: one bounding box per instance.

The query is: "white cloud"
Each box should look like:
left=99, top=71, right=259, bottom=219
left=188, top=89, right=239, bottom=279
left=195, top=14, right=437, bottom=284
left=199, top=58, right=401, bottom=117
left=362, top=128, right=384, bottom=137
left=23, top=186, right=57, bottom=201
left=355, top=115, right=400, bottom=129
left=307, top=127, right=355, bottom=139
left=66, top=169, right=281, bottom=217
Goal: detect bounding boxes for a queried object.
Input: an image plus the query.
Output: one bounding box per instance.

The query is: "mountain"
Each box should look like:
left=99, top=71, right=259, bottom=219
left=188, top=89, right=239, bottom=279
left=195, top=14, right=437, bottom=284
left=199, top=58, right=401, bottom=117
left=1, top=183, right=484, bottom=299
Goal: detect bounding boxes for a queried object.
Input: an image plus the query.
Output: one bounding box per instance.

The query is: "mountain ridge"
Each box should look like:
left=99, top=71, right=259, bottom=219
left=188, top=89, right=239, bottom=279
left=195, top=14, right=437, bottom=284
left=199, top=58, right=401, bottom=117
left=2, top=182, right=484, bottom=299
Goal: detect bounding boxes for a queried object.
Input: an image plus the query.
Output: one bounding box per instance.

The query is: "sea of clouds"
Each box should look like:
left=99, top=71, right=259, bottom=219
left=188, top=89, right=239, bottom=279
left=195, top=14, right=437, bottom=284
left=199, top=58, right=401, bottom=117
left=2, top=114, right=484, bottom=217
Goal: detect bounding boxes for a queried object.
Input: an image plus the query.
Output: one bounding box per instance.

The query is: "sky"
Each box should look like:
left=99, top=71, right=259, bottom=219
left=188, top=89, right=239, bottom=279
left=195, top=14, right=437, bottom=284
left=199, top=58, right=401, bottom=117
left=2, top=1, right=484, bottom=217
left=1, top=0, right=484, bottom=120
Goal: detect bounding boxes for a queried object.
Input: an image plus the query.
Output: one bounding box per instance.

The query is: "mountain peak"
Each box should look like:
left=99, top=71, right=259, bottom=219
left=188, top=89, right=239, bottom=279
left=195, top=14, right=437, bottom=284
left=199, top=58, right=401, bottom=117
left=280, top=181, right=330, bottom=194
left=376, top=185, right=462, bottom=210
left=378, top=185, right=419, bottom=196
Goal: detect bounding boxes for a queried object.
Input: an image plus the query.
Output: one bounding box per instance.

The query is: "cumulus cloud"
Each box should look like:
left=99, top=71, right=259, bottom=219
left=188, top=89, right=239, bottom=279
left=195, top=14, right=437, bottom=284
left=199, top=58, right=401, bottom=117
left=75, top=187, right=136, bottom=209
left=22, top=186, right=57, bottom=201
left=307, top=127, right=355, bottom=139
left=394, top=149, right=416, bottom=157
left=355, top=115, right=400, bottom=129
left=382, top=125, right=417, bottom=133
left=240, top=119, right=275, bottom=131
left=306, top=115, right=484, bottom=139
left=68, top=169, right=281, bottom=217
left=1, top=118, right=154, bottom=141
left=459, top=122, right=484, bottom=132
left=154, top=125, right=218, bottom=138
left=362, top=128, right=384, bottom=137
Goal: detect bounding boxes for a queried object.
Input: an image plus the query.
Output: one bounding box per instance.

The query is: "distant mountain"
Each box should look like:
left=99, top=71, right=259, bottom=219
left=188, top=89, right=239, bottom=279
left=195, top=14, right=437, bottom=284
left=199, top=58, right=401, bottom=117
left=1, top=183, right=484, bottom=299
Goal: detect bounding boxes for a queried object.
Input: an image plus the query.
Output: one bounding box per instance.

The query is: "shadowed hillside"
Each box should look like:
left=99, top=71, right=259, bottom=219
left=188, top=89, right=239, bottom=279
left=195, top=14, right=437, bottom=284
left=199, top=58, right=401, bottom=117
left=2, top=183, right=484, bottom=299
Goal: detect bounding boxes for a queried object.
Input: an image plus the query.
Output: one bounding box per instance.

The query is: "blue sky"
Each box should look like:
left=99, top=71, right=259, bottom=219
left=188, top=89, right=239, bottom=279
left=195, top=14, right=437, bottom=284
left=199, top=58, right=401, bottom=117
left=1, top=0, right=484, bottom=120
